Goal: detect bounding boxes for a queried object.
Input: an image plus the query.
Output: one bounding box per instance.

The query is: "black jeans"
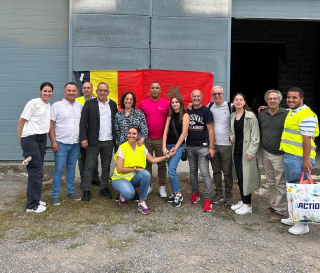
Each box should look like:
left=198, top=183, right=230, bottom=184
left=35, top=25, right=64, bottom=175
left=21, top=134, right=47, bottom=209
left=78, top=147, right=99, bottom=182
left=234, top=152, right=251, bottom=204
left=83, top=140, right=113, bottom=190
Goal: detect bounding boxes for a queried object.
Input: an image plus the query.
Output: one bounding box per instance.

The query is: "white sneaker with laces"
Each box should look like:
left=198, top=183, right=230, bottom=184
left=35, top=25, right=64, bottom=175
left=39, top=201, right=46, bottom=206
left=281, top=218, right=294, bottom=226
left=26, top=206, right=46, bottom=213
left=159, top=186, right=167, bottom=198
left=288, top=223, right=309, bottom=235
left=235, top=204, right=252, bottom=215
left=147, top=186, right=153, bottom=195
left=231, top=201, right=243, bottom=211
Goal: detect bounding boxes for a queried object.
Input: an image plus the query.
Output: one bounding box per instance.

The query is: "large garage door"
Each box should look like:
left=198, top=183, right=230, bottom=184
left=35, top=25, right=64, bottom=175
left=0, top=0, right=69, bottom=160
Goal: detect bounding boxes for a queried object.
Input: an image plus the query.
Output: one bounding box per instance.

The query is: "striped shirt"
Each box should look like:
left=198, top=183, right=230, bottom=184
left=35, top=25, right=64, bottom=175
left=290, top=105, right=317, bottom=137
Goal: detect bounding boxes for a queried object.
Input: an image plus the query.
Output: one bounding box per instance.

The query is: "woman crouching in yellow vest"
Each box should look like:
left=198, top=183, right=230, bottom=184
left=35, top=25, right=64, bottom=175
left=112, top=125, right=176, bottom=214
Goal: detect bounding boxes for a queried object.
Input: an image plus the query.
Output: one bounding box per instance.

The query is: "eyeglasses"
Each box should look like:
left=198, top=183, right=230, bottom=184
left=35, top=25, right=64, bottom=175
left=212, top=93, right=223, bottom=97
left=97, top=89, right=109, bottom=93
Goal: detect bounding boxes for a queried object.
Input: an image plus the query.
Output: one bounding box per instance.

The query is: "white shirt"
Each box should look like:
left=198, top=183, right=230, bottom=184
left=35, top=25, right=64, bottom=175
left=98, top=99, right=113, bottom=141
left=21, top=98, right=51, bottom=137
left=208, top=101, right=232, bottom=146
left=50, top=99, right=82, bottom=144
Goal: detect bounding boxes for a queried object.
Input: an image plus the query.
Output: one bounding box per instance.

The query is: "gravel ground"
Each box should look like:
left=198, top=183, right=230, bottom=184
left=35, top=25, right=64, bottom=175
left=0, top=178, right=319, bottom=273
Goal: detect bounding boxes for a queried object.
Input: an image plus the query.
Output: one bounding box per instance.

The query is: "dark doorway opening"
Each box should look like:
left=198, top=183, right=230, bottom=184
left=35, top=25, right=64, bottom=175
left=230, top=41, right=285, bottom=113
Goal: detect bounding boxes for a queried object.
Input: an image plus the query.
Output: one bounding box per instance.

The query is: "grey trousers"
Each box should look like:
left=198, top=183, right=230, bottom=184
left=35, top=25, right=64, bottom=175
left=83, top=140, right=113, bottom=191
left=210, top=145, right=233, bottom=197
left=186, top=146, right=212, bottom=200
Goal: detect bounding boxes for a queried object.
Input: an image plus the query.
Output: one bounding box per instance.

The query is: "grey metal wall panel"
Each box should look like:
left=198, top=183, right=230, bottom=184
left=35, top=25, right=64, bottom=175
left=73, top=47, right=150, bottom=70
left=73, top=15, right=150, bottom=48
left=151, top=49, right=227, bottom=82
left=0, top=0, right=69, bottom=161
left=152, top=0, right=228, bottom=17
left=233, top=0, right=320, bottom=19
left=73, top=0, right=150, bottom=15
left=151, top=17, right=228, bottom=50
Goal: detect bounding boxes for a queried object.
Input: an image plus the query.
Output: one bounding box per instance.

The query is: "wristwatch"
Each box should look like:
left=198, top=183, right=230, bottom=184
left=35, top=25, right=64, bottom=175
left=209, top=146, right=215, bottom=149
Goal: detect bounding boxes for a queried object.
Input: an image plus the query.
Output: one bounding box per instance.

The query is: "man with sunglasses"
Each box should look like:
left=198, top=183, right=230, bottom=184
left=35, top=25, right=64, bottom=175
left=80, top=82, right=118, bottom=201
left=208, top=86, right=234, bottom=206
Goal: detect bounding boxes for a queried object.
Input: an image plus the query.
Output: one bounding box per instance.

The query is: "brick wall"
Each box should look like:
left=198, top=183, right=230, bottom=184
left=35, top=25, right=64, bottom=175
left=232, top=19, right=320, bottom=112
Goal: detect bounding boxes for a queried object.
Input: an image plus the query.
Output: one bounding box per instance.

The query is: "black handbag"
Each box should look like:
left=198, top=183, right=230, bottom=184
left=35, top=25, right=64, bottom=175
left=170, top=117, right=187, bottom=161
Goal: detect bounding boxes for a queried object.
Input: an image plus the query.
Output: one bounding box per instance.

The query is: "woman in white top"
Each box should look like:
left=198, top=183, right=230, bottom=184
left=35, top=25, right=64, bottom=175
left=17, top=82, right=54, bottom=213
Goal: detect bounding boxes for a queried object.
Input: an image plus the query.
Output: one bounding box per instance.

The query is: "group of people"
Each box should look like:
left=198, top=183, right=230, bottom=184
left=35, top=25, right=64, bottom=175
left=18, top=81, right=318, bottom=235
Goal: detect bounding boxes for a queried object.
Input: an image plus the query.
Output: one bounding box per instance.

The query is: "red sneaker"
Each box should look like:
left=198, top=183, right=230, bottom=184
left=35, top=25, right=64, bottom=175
left=189, top=193, right=200, bottom=204
left=203, top=199, right=213, bottom=212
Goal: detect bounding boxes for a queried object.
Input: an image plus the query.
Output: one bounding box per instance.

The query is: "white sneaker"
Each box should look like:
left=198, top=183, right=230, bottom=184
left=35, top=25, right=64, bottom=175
left=147, top=186, right=153, bottom=195
left=288, top=223, right=309, bottom=235
left=231, top=201, right=243, bottom=211
left=39, top=201, right=46, bottom=206
left=235, top=204, right=252, bottom=215
left=281, top=218, right=294, bottom=226
left=159, top=186, right=167, bottom=198
left=26, top=206, right=46, bottom=213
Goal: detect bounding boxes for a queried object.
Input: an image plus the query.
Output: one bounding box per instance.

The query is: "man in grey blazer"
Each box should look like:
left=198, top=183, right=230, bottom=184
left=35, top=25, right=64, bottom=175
left=79, top=82, right=118, bottom=201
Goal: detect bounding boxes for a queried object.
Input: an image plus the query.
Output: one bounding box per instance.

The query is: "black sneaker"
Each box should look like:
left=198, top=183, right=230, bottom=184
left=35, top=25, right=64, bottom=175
left=115, top=193, right=120, bottom=202
left=172, top=194, right=183, bottom=208
left=225, top=195, right=233, bottom=206
left=167, top=193, right=175, bottom=203
left=99, top=188, right=112, bottom=199
left=133, top=191, right=140, bottom=202
left=212, top=193, right=224, bottom=204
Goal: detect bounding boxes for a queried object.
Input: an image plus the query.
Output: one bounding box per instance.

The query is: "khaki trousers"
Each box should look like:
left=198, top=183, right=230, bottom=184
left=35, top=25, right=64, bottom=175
left=262, top=148, right=287, bottom=216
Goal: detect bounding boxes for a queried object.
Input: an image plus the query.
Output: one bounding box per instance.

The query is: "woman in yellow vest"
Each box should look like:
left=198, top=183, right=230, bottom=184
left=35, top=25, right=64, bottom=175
left=112, top=126, right=175, bottom=214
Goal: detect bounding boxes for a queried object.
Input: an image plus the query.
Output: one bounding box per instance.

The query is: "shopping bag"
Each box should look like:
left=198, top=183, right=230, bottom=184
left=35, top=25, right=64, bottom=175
left=286, top=172, right=320, bottom=223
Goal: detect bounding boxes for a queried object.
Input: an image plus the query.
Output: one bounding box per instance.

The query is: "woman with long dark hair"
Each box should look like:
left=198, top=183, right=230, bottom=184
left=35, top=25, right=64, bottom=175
left=162, top=96, right=189, bottom=207
left=229, top=93, right=261, bottom=215
left=17, top=82, right=54, bottom=213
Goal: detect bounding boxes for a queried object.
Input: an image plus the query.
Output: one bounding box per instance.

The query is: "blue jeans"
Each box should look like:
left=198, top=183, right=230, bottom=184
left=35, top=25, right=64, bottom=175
left=52, top=142, right=81, bottom=198
left=284, top=153, right=315, bottom=182
left=112, top=170, right=151, bottom=200
left=21, top=134, right=47, bottom=209
left=167, top=144, right=183, bottom=193
left=186, top=146, right=212, bottom=200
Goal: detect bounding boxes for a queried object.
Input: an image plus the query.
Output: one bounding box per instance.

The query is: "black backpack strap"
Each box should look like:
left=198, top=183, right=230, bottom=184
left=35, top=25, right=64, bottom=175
left=227, top=102, right=232, bottom=114
left=208, top=102, right=214, bottom=109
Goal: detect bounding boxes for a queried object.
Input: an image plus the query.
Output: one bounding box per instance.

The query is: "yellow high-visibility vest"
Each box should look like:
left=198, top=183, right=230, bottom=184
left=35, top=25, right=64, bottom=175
left=280, top=107, right=319, bottom=158
left=112, top=142, right=147, bottom=181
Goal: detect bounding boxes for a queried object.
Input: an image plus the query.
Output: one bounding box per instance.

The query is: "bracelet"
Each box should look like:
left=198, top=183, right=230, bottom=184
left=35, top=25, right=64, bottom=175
left=134, top=166, right=137, bottom=172
left=166, top=154, right=170, bottom=159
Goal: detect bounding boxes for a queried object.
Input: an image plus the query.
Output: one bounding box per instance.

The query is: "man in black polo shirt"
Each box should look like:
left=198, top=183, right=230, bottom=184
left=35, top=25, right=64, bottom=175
left=258, top=89, right=289, bottom=222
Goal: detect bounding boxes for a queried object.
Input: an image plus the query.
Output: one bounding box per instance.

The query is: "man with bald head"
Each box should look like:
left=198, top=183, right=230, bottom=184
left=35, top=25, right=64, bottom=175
left=79, top=82, right=118, bottom=201
left=186, top=89, right=215, bottom=212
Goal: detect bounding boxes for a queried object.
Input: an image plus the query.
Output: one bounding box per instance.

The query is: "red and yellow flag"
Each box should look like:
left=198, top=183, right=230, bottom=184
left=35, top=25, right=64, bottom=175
left=74, top=69, right=213, bottom=109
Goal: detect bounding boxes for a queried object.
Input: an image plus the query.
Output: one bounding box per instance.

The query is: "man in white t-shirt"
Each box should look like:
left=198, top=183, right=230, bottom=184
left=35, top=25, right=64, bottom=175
left=49, top=82, right=83, bottom=206
left=208, top=86, right=233, bottom=206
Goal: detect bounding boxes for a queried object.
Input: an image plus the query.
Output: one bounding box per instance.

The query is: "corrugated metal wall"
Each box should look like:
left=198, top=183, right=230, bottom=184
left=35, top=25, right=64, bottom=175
left=0, top=0, right=69, bottom=160
left=72, top=0, right=230, bottom=89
